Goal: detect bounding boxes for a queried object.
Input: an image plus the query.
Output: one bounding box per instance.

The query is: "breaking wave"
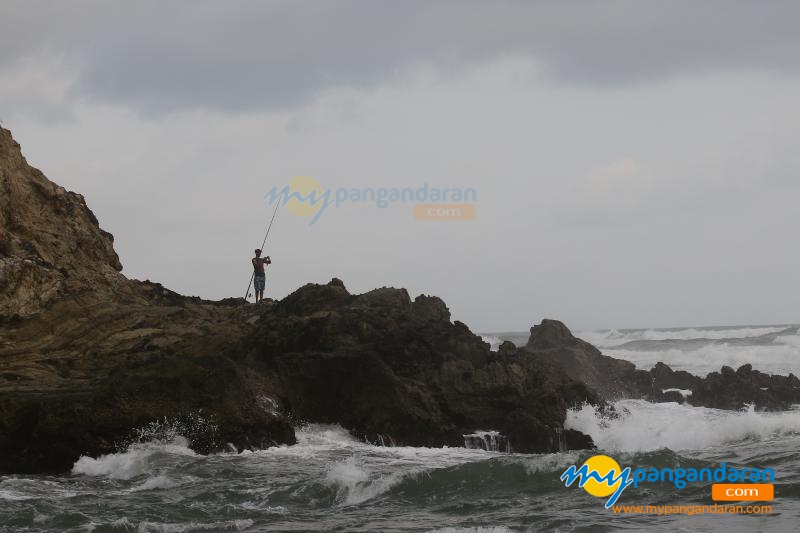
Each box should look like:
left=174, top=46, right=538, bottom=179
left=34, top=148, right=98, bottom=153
left=606, top=337, right=800, bottom=377
left=577, top=325, right=796, bottom=348
left=566, top=399, right=800, bottom=453
left=71, top=438, right=196, bottom=480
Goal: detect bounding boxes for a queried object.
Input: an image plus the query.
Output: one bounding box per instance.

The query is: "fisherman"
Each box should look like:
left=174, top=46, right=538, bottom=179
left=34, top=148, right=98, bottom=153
left=251, top=249, right=271, bottom=303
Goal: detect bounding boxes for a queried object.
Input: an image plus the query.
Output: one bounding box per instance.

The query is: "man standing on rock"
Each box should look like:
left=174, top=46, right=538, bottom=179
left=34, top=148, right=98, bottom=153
left=252, top=249, right=271, bottom=303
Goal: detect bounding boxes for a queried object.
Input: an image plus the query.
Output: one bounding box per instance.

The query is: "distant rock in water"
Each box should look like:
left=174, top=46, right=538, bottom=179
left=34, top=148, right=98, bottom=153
left=506, top=319, right=800, bottom=411
left=690, top=364, right=800, bottom=411
left=520, top=319, right=640, bottom=399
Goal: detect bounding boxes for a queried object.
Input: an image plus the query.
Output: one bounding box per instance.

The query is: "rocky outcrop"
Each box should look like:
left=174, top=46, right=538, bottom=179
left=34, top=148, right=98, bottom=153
left=519, top=319, right=641, bottom=399
left=689, top=364, right=800, bottom=410
left=512, top=319, right=800, bottom=411
left=0, top=281, right=297, bottom=473
left=0, top=127, right=599, bottom=473
left=238, top=281, right=598, bottom=453
left=4, top=126, right=794, bottom=475
left=0, top=128, right=123, bottom=318
left=0, top=128, right=294, bottom=473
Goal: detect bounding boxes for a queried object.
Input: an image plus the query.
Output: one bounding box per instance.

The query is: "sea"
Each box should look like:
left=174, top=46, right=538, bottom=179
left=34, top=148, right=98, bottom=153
left=2, top=325, right=799, bottom=532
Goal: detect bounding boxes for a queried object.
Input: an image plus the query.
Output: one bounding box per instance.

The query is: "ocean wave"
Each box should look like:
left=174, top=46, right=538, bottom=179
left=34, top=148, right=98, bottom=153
left=296, top=423, right=361, bottom=446
left=254, top=424, right=502, bottom=468
left=566, top=399, right=800, bottom=453
left=428, top=526, right=513, bottom=533
left=577, top=325, right=796, bottom=347
left=325, top=456, right=411, bottom=505
left=71, top=438, right=195, bottom=480
left=0, top=488, right=36, bottom=501
left=129, top=473, right=185, bottom=492
left=321, top=452, right=580, bottom=507
left=0, top=478, right=78, bottom=501
left=606, top=336, right=800, bottom=376
left=93, top=518, right=255, bottom=532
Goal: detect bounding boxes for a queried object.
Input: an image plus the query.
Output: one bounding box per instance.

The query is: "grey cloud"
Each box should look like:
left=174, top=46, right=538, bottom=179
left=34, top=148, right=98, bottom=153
left=2, top=1, right=800, bottom=115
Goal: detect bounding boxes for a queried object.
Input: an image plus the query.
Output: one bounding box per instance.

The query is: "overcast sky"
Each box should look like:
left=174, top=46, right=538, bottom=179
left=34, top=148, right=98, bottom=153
left=2, top=1, right=799, bottom=332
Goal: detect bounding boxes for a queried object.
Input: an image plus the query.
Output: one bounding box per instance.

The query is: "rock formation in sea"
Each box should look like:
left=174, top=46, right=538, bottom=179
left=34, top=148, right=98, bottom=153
left=501, top=320, right=800, bottom=410
left=0, top=127, right=593, bottom=473
left=2, top=127, right=797, bottom=475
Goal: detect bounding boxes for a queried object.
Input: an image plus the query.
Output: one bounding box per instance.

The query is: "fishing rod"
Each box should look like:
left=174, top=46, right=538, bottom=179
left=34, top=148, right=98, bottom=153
left=244, top=197, right=281, bottom=301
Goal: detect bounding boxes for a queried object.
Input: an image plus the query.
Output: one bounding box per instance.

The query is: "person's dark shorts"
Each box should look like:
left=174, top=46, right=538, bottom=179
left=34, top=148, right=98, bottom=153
left=254, top=273, right=266, bottom=292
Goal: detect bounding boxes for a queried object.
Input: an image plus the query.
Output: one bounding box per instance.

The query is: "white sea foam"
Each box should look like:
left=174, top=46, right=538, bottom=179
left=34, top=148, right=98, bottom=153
left=566, top=399, right=800, bottom=453
left=463, top=430, right=507, bottom=452
left=662, top=388, right=692, bottom=397
left=258, top=424, right=500, bottom=467
left=296, top=424, right=360, bottom=446
left=71, top=438, right=195, bottom=480
left=0, top=478, right=78, bottom=500
left=325, top=456, right=409, bottom=505
left=110, top=517, right=133, bottom=529
left=32, top=511, right=50, bottom=524
left=607, top=337, right=800, bottom=376
left=428, top=526, right=513, bottom=533
left=577, top=325, right=794, bottom=347
left=260, top=425, right=515, bottom=506
left=124, top=519, right=254, bottom=532
left=516, top=452, right=581, bottom=475
left=481, top=335, right=503, bottom=351
left=130, top=474, right=182, bottom=492
left=0, top=489, right=34, bottom=501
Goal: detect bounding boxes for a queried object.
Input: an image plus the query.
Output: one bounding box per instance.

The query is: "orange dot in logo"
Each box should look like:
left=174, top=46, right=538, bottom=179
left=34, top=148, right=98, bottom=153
left=581, top=455, right=624, bottom=498
left=284, top=175, right=324, bottom=217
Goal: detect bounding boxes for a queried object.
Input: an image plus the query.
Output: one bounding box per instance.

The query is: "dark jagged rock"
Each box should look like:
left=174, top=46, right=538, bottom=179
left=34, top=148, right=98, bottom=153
left=518, top=319, right=800, bottom=411
left=240, top=285, right=599, bottom=453
left=6, top=125, right=794, bottom=475
left=689, top=364, right=800, bottom=410
left=650, top=361, right=700, bottom=391
left=497, top=340, right=517, bottom=356
left=0, top=127, right=598, bottom=473
left=520, top=319, right=641, bottom=399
